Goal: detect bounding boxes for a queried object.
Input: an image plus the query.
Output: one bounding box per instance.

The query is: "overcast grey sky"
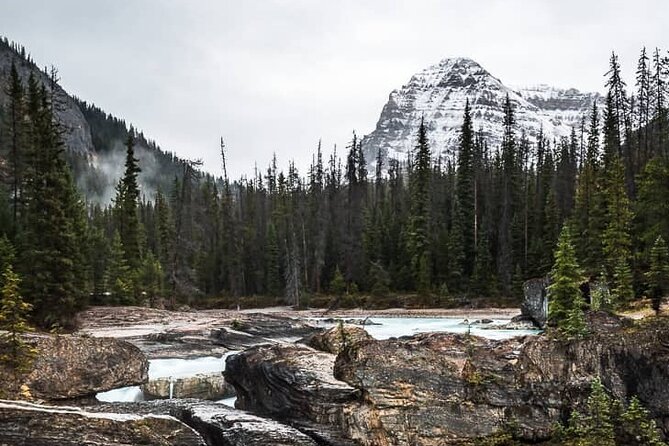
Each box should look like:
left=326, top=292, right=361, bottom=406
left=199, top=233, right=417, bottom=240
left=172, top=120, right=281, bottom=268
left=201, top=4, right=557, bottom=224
left=1, top=0, right=667, bottom=177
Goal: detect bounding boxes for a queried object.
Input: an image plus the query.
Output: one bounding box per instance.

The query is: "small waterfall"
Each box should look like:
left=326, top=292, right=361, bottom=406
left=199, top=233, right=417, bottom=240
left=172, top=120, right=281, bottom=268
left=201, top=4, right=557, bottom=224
left=168, top=376, right=175, bottom=399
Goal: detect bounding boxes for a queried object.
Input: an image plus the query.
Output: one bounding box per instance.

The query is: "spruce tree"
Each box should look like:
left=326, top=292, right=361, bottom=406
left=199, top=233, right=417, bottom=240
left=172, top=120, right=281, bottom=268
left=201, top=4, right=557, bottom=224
left=266, top=222, right=282, bottom=297
left=369, top=261, right=391, bottom=298
left=155, top=189, right=175, bottom=278
left=408, top=118, right=432, bottom=292
left=20, top=83, right=86, bottom=329
left=87, top=221, right=110, bottom=301
left=581, top=378, right=616, bottom=446
left=470, top=230, right=495, bottom=296
left=497, top=95, right=519, bottom=292
left=1, top=62, right=26, bottom=234
left=0, top=266, right=36, bottom=389
left=106, top=231, right=132, bottom=304
left=136, top=252, right=163, bottom=303
left=635, top=47, right=651, bottom=163
left=0, top=235, right=15, bottom=286
left=602, top=156, right=634, bottom=306
left=651, top=48, right=667, bottom=156
left=330, top=266, right=347, bottom=297
left=115, top=131, right=143, bottom=269
left=646, top=236, right=669, bottom=314
left=447, top=198, right=465, bottom=293
left=548, top=225, right=587, bottom=337
left=574, top=102, right=605, bottom=273
left=457, top=100, right=476, bottom=276
left=636, top=157, right=669, bottom=258
left=561, top=378, right=667, bottom=446
left=620, top=397, right=665, bottom=446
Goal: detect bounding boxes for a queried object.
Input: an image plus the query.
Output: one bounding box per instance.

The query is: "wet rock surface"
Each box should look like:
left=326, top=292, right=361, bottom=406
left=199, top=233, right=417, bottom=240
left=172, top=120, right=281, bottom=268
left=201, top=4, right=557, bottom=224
left=0, top=399, right=206, bottom=446
left=78, top=307, right=322, bottom=358
left=91, top=399, right=321, bottom=446
left=521, top=278, right=549, bottom=327
left=226, top=313, right=669, bottom=445
left=0, top=334, right=148, bottom=401
left=212, top=314, right=322, bottom=350
left=304, top=324, right=373, bottom=355
left=225, top=344, right=360, bottom=445
left=142, top=372, right=235, bottom=401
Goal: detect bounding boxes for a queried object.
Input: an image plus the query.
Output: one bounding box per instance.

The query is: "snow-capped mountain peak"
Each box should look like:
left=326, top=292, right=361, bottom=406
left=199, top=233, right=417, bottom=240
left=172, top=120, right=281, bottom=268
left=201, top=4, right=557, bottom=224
left=362, top=58, right=602, bottom=163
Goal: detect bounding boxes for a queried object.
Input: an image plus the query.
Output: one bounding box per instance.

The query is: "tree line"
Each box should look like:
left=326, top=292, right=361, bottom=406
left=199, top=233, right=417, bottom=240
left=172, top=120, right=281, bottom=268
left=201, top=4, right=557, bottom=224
left=1, top=48, right=669, bottom=328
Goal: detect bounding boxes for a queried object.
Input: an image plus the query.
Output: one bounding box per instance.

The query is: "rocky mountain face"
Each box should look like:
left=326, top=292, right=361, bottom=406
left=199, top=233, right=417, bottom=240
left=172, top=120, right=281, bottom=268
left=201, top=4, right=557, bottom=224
left=0, top=41, right=94, bottom=156
left=361, top=57, right=602, bottom=164
left=0, top=39, right=188, bottom=204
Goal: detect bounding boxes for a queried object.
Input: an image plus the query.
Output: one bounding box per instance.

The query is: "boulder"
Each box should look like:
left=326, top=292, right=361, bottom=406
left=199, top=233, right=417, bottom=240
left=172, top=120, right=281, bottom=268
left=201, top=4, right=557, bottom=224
left=168, top=400, right=319, bottom=446
left=521, top=277, right=549, bottom=327
left=224, top=344, right=360, bottom=445
left=305, top=324, right=373, bottom=355
left=335, top=332, right=532, bottom=444
left=0, top=334, right=148, bottom=400
left=0, top=399, right=205, bottom=446
left=142, top=372, right=235, bottom=400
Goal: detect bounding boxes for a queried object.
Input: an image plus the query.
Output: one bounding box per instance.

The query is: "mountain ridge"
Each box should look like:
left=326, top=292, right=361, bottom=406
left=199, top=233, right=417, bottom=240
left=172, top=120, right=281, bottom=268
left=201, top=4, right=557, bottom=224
left=361, top=57, right=603, bottom=163
left=0, top=37, right=195, bottom=205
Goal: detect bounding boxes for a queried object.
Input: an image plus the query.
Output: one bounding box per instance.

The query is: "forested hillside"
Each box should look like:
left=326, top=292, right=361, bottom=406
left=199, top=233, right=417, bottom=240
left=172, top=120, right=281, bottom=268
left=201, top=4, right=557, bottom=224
left=0, top=37, right=194, bottom=205
left=1, top=40, right=668, bottom=329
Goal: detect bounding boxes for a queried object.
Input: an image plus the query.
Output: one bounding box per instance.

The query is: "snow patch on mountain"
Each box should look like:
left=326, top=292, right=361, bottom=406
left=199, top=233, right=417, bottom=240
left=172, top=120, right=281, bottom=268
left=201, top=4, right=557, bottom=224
left=361, top=58, right=602, bottom=164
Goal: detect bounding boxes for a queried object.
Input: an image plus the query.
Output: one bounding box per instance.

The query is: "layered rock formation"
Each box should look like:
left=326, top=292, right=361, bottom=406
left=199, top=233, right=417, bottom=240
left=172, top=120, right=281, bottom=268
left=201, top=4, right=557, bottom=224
left=211, top=314, right=322, bottom=350
left=142, top=372, right=235, bottom=401
left=166, top=400, right=319, bottom=446
left=0, top=398, right=323, bottom=446
left=305, top=324, right=373, bottom=355
left=225, top=314, right=669, bottom=445
left=0, top=334, right=148, bottom=400
left=225, top=344, right=360, bottom=445
left=0, top=399, right=205, bottom=446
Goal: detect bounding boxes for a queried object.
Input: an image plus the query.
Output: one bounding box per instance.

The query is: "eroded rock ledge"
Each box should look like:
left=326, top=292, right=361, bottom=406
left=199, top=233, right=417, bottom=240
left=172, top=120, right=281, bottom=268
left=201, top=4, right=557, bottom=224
left=225, top=313, right=669, bottom=445
left=0, top=400, right=205, bottom=446
left=225, top=343, right=361, bottom=445
left=1, top=398, right=325, bottom=446
left=0, top=334, right=148, bottom=400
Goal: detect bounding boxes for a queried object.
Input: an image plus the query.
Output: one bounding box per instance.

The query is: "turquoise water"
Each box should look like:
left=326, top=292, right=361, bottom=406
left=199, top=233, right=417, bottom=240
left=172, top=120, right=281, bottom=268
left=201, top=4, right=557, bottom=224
left=96, top=354, right=235, bottom=402
left=97, top=317, right=537, bottom=402
left=313, top=317, right=539, bottom=340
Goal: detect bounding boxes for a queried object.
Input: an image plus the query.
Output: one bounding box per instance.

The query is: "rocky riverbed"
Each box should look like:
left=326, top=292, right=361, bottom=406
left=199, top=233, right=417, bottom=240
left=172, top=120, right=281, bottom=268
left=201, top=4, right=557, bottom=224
left=225, top=313, right=669, bottom=445
left=2, top=304, right=667, bottom=445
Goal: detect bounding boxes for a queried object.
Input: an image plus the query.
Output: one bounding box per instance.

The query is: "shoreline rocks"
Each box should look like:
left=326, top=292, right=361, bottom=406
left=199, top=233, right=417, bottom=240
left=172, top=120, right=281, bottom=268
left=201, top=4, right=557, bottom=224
left=1, top=398, right=325, bottom=446
left=0, top=399, right=206, bottom=446
left=0, top=334, right=148, bottom=401
left=225, top=344, right=360, bottom=444
left=225, top=313, right=669, bottom=445
left=521, top=277, right=550, bottom=328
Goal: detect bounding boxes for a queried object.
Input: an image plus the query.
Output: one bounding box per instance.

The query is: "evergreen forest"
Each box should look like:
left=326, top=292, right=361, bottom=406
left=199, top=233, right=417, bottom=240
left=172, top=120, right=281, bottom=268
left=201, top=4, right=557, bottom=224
left=1, top=41, right=669, bottom=329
